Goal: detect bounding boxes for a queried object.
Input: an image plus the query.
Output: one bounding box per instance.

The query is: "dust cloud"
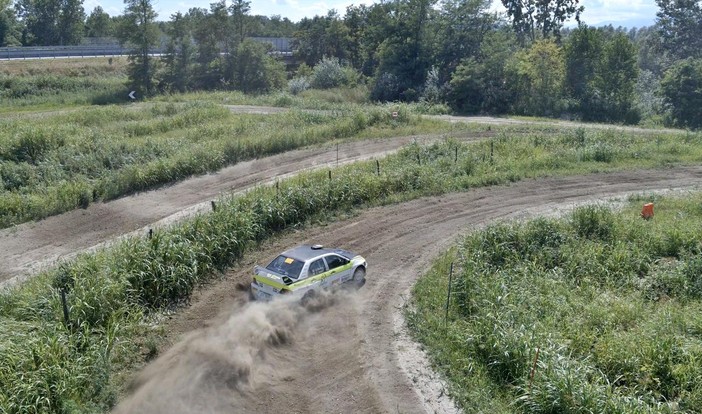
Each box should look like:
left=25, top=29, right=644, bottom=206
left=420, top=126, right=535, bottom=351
left=113, top=292, right=341, bottom=414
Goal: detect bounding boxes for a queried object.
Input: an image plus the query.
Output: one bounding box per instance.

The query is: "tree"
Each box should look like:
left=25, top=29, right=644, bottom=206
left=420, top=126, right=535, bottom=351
left=85, top=6, right=112, bottom=38
left=15, top=0, right=84, bottom=45
left=160, top=12, right=194, bottom=92
left=344, top=3, right=393, bottom=76
left=507, top=38, right=565, bottom=115
left=656, top=0, right=702, bottom=60
left=592, top=33, right=639, bottom=123
left=294, top=11, right=351, bottom=66
left=0, top=0, right=20, bottom=46
left=120, top=0, right=159, bottom=95
left=57, top=0, right=84, bottom=45
left=374, top=0, right=437, bottom=100
left=230, top=0, right=250, bottom=44
left=448, top=29, right=516, bottom=113
left=15, top=0, right=60, bottom=45
left=564, top=26, right=604, bottom=115
left=434, top=0, right=495, bottom=80
left=501, top=0, right=583, bottom=43
left=660, top=58, right=702, bottom=129
left=631, top=24, right=671, bottom=76
left=230, top=39, right=286, bottom=93
left=188, top=7, right=222, bottom=89
left=224, top=0, right=251, bottom=83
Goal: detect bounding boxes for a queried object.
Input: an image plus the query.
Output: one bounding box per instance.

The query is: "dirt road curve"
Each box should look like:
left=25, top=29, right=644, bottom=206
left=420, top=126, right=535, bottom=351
left=0, top=133, right=488, bottom=284
left=111, top=167, right=702, bottom=414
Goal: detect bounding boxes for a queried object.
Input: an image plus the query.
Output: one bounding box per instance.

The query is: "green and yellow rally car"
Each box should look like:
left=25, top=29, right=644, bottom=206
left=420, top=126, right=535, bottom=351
left=250, top=245, right=367, bottom=301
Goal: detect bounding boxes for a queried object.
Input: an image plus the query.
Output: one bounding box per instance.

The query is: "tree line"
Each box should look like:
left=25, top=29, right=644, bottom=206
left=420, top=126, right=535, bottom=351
left=0, top=0, right=295, bottom=46
left=1, top=0, right=700, bottom=129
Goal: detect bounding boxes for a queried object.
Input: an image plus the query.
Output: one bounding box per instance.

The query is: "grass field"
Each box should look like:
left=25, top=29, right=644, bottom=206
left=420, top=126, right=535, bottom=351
left=0, top=101, right=473, bottom=228
left=1, top=127, right=702, bottom=412
left=0, top=57, right=130, bottom=110
left=409, top=197, right=702, bottom=413
left=1, top=58, right=701, bottom=413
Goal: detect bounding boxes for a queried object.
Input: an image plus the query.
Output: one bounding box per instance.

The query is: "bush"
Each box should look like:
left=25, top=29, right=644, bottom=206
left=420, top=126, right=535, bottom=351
left=370, top=72, right=401, bottom=102
left=420, top=66, right=443, bottom=104
left=288, top=77, right=310, bottom=95
left=571, top=204, right=615, bottom=241
left=309, top=57, right=352, bottom=89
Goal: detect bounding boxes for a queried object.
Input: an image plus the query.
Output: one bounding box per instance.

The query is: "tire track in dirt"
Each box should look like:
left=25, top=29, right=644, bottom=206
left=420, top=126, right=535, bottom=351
left=116, top=167, right=702, bottom=414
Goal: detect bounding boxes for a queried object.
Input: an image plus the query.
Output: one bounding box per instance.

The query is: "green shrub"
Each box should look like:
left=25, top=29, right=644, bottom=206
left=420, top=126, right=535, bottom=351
left=571, top=204, right=615, bottom=241
left=309, top=57, right=353, bottom=89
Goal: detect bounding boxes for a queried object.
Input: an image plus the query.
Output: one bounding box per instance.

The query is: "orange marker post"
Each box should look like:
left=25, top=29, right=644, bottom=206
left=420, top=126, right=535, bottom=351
left=641, top=203, right=654, bottom=220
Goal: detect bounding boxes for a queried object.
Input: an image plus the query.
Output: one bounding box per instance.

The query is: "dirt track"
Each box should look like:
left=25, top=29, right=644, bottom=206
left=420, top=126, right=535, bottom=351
left=0, top=132, right=490, bottom=284
left=1, top=109, right=700, bottom=412
left=110, top=166, right=702, bottom=414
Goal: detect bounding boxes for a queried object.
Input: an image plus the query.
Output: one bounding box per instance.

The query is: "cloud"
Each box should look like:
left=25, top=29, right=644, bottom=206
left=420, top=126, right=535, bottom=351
left=489, top=0, right=657, bottom=27
left=101, top=0, right=656, bottom=26
left=580, top=0, right=658, bottom=25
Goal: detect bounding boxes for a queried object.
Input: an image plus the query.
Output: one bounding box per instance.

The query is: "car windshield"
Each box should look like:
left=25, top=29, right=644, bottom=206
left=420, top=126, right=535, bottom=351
left=266, top=255, right=304, bottom=279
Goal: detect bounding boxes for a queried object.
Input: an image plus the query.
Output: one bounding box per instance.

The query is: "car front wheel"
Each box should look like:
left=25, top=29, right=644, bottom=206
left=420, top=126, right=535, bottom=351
left=352, top=267, right=366, bottom=285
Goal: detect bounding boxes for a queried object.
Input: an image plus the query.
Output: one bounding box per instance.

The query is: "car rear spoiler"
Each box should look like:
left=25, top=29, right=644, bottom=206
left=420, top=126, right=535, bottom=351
left=254, top=265, right=294, bottom=289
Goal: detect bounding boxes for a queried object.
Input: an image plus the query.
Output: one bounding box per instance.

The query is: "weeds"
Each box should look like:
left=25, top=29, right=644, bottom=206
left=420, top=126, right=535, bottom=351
left=0, top=102, right=417, bottom=227
left=410, top=195, right=702, bottom=413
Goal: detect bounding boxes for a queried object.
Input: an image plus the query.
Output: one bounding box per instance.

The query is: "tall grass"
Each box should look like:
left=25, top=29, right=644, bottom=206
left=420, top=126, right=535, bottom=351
left=1, top=130, right=702, bottom=412
left=409, top=197, right=702, bottom=413
left=0, top=102, right=421, bottom=228
left=0, top=58, right=129, bottom=109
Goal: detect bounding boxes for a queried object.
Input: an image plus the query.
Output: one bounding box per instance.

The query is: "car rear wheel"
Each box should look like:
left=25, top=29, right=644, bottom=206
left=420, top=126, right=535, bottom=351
left=301, top=289, right=316, bottom=306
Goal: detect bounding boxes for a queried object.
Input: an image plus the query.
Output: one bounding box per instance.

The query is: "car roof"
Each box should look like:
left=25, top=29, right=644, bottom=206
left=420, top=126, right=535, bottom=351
left=282, top=245, right=352, bottom=262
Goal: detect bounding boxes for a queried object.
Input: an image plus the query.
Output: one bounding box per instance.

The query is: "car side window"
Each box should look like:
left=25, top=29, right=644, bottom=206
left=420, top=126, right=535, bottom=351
left=325, top=255, right=349, bottom=270
left=308, top=258, right=326, bottom=277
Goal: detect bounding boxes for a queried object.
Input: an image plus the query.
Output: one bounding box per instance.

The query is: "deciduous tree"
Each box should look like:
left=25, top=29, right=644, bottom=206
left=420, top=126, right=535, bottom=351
left=507, top=38, right=565, bottom=115
left=660, top=58, right=702, bottom=129
left=0, top=0, right=20, bottom=46
left=231, top=39, right=286, bottom=93
left=501, top=0, right=583, bottom=42
left=160, top=12, right=194, bottom=92
left=656, top=0, right=702, bottom=60
left=85, top=6, right=112, bottom=38
left=593, top=33, right=639, bottom=123
left=564, top=26, right=603, bottom=115
left=15, top=0, right=84, bottom=45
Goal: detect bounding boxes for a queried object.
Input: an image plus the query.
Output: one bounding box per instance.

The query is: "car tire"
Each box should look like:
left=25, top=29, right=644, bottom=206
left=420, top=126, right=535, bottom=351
left=301, top=289, right=316, bottom=306
left=352, top=267, right=366, bottom=286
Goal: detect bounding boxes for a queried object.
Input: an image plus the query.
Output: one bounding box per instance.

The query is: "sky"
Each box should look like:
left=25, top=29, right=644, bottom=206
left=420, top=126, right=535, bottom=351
left=89, top=0, right=659, bottom=28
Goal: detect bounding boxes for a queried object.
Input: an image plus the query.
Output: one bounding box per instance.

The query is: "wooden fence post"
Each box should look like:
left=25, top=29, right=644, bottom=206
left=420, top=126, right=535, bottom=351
left=445, top=262, right=454, bottom=326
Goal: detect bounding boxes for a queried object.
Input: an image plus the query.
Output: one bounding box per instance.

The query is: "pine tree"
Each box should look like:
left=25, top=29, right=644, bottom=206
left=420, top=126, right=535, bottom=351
left=119, top=0, right=159, bottom=95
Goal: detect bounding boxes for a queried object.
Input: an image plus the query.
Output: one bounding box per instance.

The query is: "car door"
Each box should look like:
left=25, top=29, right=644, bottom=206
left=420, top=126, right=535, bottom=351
left=324, top=254, right=352, bottom=286
left=307, top=258, right=327, bottom=289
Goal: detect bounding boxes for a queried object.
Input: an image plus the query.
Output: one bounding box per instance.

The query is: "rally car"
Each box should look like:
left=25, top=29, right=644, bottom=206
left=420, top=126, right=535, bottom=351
left=250, top=245, right=367, bottom=301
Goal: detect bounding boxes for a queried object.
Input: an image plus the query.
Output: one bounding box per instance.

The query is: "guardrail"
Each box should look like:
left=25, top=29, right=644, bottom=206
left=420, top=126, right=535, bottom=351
left=0, top=45, right=133, bottom=60
left=0, top=37, right=294, bottom=60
